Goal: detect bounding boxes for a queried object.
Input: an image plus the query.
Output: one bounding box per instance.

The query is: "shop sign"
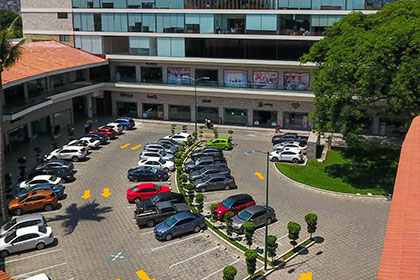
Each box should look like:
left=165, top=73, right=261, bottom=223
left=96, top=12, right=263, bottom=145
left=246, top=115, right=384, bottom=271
left=291, top=103, right=301, bottom=109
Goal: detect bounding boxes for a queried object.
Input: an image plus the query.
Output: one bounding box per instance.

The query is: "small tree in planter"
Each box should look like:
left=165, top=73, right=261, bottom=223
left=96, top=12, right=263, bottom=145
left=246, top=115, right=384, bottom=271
left=187, top=136, right=194, bottom=146
left=171, top=123, right=177, bottom=134
left=52, top=135, right=60, bottom=150
left=192, top=131, right=197, bottom=140
left=224, top=211, right=234, bottom=238
left=86, top=119, right=94, bottom=131
left=179, top=174, right=188, bottom=184
left=228, top=129, right=233, bottom=137
left=210, top=203, right=218, bottom=221
left=195, top=193, right=204, bottom=212
left=176, top=166, right=183, bottom=174
left=67, top=127, right=75, bottom=140
left=182, top=125, right=187, bottom=133
left=34, top=146, right=42, bottom=163
left=179, top=143, right=186, bottom=151
left=184, top=183, right=195, bottom=203
left=267, top=235, right=278, bottom=263
left=213, top=128, right=219, bottom=138
left=17, top=156, right=27, bottom=180
left=244, top=221, right=255, bottom=249
left=223, top=265, right=237, bottom=280
left=288, top=222, right=301, bottom=249
left=175, top=159, right=183, bottom=167
left=245, top=250, right=258, bottom=277
left=5, top=173, right=13, bottom=192
left=199, top=125, right=204, bottom=138
left=305, top=213, right=318, bottom=239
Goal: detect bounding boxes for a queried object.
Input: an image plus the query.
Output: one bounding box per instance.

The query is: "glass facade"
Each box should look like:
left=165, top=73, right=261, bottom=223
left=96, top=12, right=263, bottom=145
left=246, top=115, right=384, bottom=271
left=197, top=107, right=219, bottom=124
left=141, top=67, right=162, bottom=83
left=117, top=101, right=138, bottom=117
left=283, top=112, right=309, bottom=130
left=116, top=66, right=137, bottom=82
left=169, top=105, right=191, bottom=121
left=142, top=103, right=164, bottom=119
left=224, top=108, right=248, bottom=125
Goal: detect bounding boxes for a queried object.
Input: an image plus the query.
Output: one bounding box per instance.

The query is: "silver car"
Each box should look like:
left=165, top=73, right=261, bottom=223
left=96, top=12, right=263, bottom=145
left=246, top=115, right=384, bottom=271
left=232, top=205, right=276, bottom=234
left=0, top=214, right=47, bottom=237
left=144, top=143, right=177, bottom=154
left=269, top=150, right=303, bottom=164
left=139, top=150, right=174, bottom=161
left=0, top=225, right=54, bottom=257
left=47, top=146, right=88, bottom=162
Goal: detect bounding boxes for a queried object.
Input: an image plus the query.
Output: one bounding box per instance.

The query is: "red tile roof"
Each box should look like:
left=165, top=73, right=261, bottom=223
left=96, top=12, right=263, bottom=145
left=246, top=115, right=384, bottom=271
left=0, top=270, right=15, bottom=280
left=378, top=116, right=420, bottom=280
left=1, top=41, right=106, bottom=86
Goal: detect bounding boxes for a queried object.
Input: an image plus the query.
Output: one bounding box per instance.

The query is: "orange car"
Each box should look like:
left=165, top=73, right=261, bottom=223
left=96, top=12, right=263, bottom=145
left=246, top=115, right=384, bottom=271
left=9, top=190, right=58, bottom=216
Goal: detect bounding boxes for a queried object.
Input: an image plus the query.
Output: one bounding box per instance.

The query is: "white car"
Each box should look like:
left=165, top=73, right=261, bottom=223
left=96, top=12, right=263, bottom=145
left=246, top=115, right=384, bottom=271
left=77, top=137, right=101, bottom=149
left=137, top=157, right=175, bottom=172
left=47, top=146, right=88, bottom=162
left=269, top=150, right=303, bottom=164
left=100, top=123, right=123, bottom=134
left=0, top=225, right=54, bottom=257
left=273, top=142, right=308, bottom=154
left=139, top=150, right=174, bottom=161
left=65, top=139, right=91, bottom=150
left=18, top=175, right=62, bottom=191
left=25, top=274, right=53, bottom=280
left=164, top=133, right=191, bottom=144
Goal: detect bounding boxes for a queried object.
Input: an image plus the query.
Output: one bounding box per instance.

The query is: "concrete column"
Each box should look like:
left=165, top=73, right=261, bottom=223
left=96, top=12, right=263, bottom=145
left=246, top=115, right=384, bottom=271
left=137, top=101, right=143, bottom=118
left=247, top=107, right=253, bottom=127
left=87, top=94, right=93, bottom=118
left=371, top=115, right=380, bottom=135
left=27, top=122, right=33, bottom=142
left=278, top=110, right=283, bottom=128
left=23, top=83, right=29, bottom=99
left=218, top=107, right=224, bottom=124
left=164, top=103, right=169, bottom=120
left=136, top=65, right=141, bottom=82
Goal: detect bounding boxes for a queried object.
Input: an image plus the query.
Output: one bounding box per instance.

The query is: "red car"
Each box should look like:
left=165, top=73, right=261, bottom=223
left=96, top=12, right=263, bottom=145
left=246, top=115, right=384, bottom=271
left=90, top=127, right=117, bottom=139
left=214, top=194, right=255, bottom=220
left=126, top=183, right=171, bottom=203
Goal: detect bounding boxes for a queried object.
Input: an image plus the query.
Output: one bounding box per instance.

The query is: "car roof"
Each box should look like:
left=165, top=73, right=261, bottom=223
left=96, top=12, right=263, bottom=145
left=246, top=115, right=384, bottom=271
left=227, top=194, right=253, bottom=201
left=62, top=145, right=85, bottom=150
left=15, top=225, right=44, bottom=235
left=173, top=212, right=195, bottom=220
left=144, top=157, right=162, bottom=161
left=174, top=133, right=190, bottom=137
left=156, top=201, right=174, bottom=208
left=206, top=173, right=229, bottom=179
left=10, top=214, right=45, bottom=223
left=24, top=273, right=50, bottom=280
left=136, top=183, right=156, bottom=189
left=27, top=189, right=54, bottom=196
left=214, top=137, right=229, bottom=140
left=243, top=205, right=271, bottom=214
left=31, top=175, right=54, bottom=181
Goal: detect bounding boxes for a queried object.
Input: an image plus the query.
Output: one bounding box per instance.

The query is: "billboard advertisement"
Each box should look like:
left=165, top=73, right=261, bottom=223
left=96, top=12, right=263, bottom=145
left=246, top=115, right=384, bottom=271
left=283, top=72, right=310, bottom=91
left=224, top=70, right=248, bottom=88
left=253, top=71, right=278, bottom=89
left=167, top=68, right=190, bottom=85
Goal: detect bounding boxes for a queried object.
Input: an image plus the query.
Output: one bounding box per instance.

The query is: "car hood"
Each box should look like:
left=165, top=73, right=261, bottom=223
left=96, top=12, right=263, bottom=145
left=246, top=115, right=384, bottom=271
left=160, top=186, right=171, bottom=192
left=126, top=188, right=135, bottom=195
left=194, top=178, right=205, bottom=185
left=136, top=199, right=153, bottom=210
left=189, top=170, right=200, bottom=178
left=231, top=215, right=246, bottom=228
left=8, top=198, right=19, bottom=208
left=215, top=203, right=229, bottom=214
left=154, top=221, right=171, bottom=233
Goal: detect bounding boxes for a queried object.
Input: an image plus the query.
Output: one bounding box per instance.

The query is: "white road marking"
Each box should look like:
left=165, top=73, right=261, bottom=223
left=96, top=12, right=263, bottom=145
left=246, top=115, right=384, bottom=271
left=200, top=258, right=241, bottom=280
left=12, top=262, right=67, bottom=279
left=43, top=209, right=62, bottom=215
left=169, top=246, right=219, bottom=268
left=138, top=231, right=154, bottom=236
left=0, top=249, right=62, bottom=264
left=152, top=234, right=203, bottom=251
left=203, top=200, right=221, bottom=205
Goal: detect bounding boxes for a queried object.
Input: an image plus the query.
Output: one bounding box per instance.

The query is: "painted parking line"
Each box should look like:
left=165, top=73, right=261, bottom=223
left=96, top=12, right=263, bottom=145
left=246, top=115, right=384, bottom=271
left=152, top=234, right=203, bottom=251
left=200, top=258, right=241, bottom=280
left=169, top=246, right=219, bottom=268
left=120, top=143, right=131, bottom=149
left=138, top=231, right=154, bottom=236
left=203, top=200, right=221, bottom=205
left=131, top=144, right=142, bottom=150
left=12, top=262, right=67, bottom=279
left=43, top=209, right=63, bottom=215
left=0, top=249, right=62, bottom=264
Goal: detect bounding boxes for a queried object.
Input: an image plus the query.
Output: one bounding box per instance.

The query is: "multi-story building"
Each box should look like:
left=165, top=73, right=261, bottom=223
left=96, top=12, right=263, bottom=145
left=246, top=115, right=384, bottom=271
left=19, top=0, right=397, bottom=134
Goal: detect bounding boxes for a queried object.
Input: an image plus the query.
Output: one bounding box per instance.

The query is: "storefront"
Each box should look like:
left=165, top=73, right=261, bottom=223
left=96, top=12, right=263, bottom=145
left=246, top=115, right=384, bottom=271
left=224, top=108, right=248, bottom=126
left=142, top=103, right=164, bottom=119
left=253, top=110, right=277, bottom=127
left=31, top=116, right=51, bottom=140
left=169, top=105, right=191, bottom=122
left=198, top=107, right=219, bottom=124
left=283, top=112, right=309, bottom=130
left=117, top=101, right=138, bottom=117
left=53, top=110, right=72, bottom=131
left=8, top=125, right=29, bottom=148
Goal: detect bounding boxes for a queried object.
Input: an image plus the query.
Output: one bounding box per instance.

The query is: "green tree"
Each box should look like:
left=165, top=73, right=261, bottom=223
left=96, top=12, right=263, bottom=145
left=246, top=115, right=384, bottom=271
left=245, top=250, right=258, bottom=277
left=182, top=125, right=187, bottom=133
left=0, top=10, right=22, bottom=38
left=300, top=0, right=420, bottom=141
left=52, top=135, right=60, bottom=150
left=184, top=183, right=195, bottom=203
left=305, top=213, right=318, bottom=239
left=287, top=222, right=301, bottom=249
left=179, top=173, right=188, bottom=183
left=243, top=221, right=255, bottom=249
left=224, top=211, right=234, bottom=238
left=223, top=265, right=237, bottom=280
left=195, top=193, right=204, bottom=212
left=210, top=203, right=218, bottom=220
left=267, top=235, right=278, bottom=263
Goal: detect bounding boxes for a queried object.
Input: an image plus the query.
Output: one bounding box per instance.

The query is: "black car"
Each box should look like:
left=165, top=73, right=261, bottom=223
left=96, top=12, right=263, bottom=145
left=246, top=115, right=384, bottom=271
left=194, top=174, right=237, bottom=192
left=184, top=157, right=227, bottom=173
left=35, top=159, right=74, bottom=171
left=28, top=167, right=75, bottom=182
left=136, top=192, right=185, bottom=212
left=127, top=166, right=169, bottom=182
left=190, top=148, right=224, bottom=161
left=272, top=133, right=308, bottom=145
left=189, top=166, right=231, bottom=182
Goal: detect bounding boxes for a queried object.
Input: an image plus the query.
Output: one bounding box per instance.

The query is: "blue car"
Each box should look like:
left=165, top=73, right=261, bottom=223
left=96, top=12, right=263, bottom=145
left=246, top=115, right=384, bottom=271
left=154, top=212, right=206, bottom=241
left=112, top=118, right=135, bottom=130
left=16, top=183, right=65, bottom=199
left=87, top=133, right=108, bottom=144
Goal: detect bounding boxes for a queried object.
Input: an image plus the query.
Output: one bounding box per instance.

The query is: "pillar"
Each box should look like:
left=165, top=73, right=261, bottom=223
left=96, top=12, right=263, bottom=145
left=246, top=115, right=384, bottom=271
left=87, top=94, right=93, bottom=118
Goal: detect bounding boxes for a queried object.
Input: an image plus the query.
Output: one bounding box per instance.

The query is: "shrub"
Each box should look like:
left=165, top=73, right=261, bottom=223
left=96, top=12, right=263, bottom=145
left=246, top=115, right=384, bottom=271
left=244, top=221, right=255, bottom=249
left=267, top=235, right=278, bottom=263
left=17, top=156, right=27, bottom=165
left=213, top=128, right=219, bottom=138
left=195, top=193, right=204, bottom=212
left=210, top=203, right=218, bottom=220
left=86, top=120, right=94, bottom=125
left=228, top=129, right=233, bottom=135
left=192, top=131, right=198, bottom=139
left=179, top=174, right=188, bottom=183
left=182, top=125, right=187, bottom=133
left=5, top=173, right=12, bottom=191
left=175, top=159, right=183, bottom=167
left=245, top=250, right=258, bottom=277
left=176, top=166, right=183, bottom=173
left=223, top=265, right=237, bottom=280
left=175, top=152, right=183, bottom=159
left=224, top=211, right=234, bottom=238
left=178, top=145, right=185, bottom=152
left=185, top=183, right=196, bottom=202
left=199, top=125, right=204, bottom=130
left=287, top=222, right=301, bottom=248
left=305, top=213, right=318, bottom=239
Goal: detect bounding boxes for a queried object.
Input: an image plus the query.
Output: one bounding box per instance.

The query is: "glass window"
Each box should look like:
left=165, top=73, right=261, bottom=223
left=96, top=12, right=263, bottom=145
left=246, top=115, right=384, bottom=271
left=167, top=68, right=190, bottom=85
left=129, top=37, right=151, bottom=55
left=51, top=73, right=68, bottom=92
left=142, top=14, right=156, bottom=32
left=195, top=69, right=218, bottom=86
left=127, top=0, right=142, bottom=7
left=156, top=14, right=184, bottom=33
left=197, top=107, right=219, bottom=124
left=58, top=13, right=68, bottom=19
left=27, top=78, right=47, bottom=99
left=142, top=103, right=164, bottom=119
left=253, top=71, right=278, bottom=89
left=128, top=14, right=142, bottom=32
left=116, top=66, right=136, bottom=82
left=157, top=38, right=185, bottom=57
left=283, top=72, right=310, bottom=91
left=224, top=108, right=248, bottom=126
left=141, top=67, right=162, bottom=83
left=102, top=13, right=128, bottom=32
left=186, top=14, right=214, bottom=34
left=169, top=105, right=191, bottom=122
left=156, top=0, right=184, bottom=8
left=224, top=70, right=248, bottom=88
left=246, top=15, right=277, bottom=31
left=77, top=13, right=94, bottom=31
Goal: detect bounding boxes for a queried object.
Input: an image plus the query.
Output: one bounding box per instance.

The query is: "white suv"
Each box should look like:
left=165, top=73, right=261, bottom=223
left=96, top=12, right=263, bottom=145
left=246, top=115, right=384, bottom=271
left=164, top=133, right=191, bottom=144
left=101, top=123, right=123, bottom=134
left=47, top=146, right=88, bottom=162
left=139, top=150, right=174, bottom=161
left=77, top=137, right=101, bottom=149
left=269, top=150, right=303, bottom=164
left=137, top=157, right=175, bottom=172
left=273, top=141, right=308, bottom=154
left=18, top=175, right=62, bottom=191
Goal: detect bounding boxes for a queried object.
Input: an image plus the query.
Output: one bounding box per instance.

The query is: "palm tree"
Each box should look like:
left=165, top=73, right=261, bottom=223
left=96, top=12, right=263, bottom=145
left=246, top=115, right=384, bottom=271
left=0, top=18, right=25, bottom=223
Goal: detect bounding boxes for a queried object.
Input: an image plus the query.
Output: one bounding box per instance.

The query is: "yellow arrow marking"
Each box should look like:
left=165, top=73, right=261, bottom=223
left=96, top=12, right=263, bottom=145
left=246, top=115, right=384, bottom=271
left=81, top=190, right=91, bottom=199
left=132, top=144, right=142, bottom=150
left=120, top=143, right=131, bottom=149
left=136, top=270, right=155, bottom=280
left=101, top=188, right=112, bottom=198
left=254, top=172, right=265, bottom=180
left=202, top=133, right=215, bottom=136
left=298, top=272, right=312, bottom=280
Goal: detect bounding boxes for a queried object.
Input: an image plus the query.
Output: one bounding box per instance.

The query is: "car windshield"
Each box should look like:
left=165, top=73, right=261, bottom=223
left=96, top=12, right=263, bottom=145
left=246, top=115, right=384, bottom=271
left=4, top=231, right=16, bottom=243
left=150, top=195, right=159, bottom=204
left=159, top=151, right=166, bottom=156
left=203, top=175, right=211, bottom=182
left=159, top=158, right=166, bottom=164
left=131, top=186, right=138, bottom=192
left=3, top=218, right=16, bottom=230
left=238, top=210, right=252, bottom=221
left=38, top=226, right=47, bottom=234
left=198, top=167, right=207, bottom=174
left=50, top=176, right=58, bottom=182
left=151, top=168, right=157, bottom=174
left=154, top=185, right=162, bottom=190
left=221, top=197, right=235, bottom=209
left=18, top=195, right=28, bottom=203
left=165, top=216, right=178, bottom=227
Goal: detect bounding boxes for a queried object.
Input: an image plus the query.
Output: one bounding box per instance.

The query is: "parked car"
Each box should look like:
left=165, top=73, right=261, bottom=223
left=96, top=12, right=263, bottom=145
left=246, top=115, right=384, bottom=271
left=232, top=205, right=276, bottom=234
left=137, top=157, right=175, bottom=172
left=273, top=142, right=308, bottom=154
left=127, top=166, right=169, bottom=182
left=87, top=133, right=108, bottom=144
left=214, top=194, right=255, bottom=220
left=154, top=212, right=205, bottom=241
left=194, top=174, right=237, bottom=192
left=164, top=133, right=191, bottom=144
left=134, top=201, right=190, bottom=228
left=64, top=139, right=91, bottom=151
left=184, top=157, right=227, bottom=173
left=90, top=127, right=117, bottom=139
left=46, top=146, right=88, bottom=162
left=157, top=138, right=181, bottom=148
left=111, top=118, right=135, bottom=130
left=272, top=133, right=308, bottom=145
left=269, top=150, right=303, bottom=164
left=206, top=137, right=232, bottom=150
left=28, top=167, right=74, bottom=183
left=189, top=166, right=231, bottom=182
left=144, top=142, right=177, bottom=154
left=126, top=183, right=171, bottom=203
left=136, top=192, right=185, bottom=212
left=0, top=214, right=47, bottom=238
left=8, top=190, right=58, bottom=216
left=139, top=150, right=174, bottom=162
left=25, top=274, right=54, bottom=280
left=143, top=147, right=175, bottom=156
left=35, top=160, right=74, bottom=171
left=75, top=137, right=101, bottom=149
left=190, top=148, right=224, bottom=161
left=0, top=225, right=54, bottom=257
left=16, top=184, right=65, bottom=200
left=18, top=175, right=62, bottom=191
left=101, top=122, right=123, bottom=134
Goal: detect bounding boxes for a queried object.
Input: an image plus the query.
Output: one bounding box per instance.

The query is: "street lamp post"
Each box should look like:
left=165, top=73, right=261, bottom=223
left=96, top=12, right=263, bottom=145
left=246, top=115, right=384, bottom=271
left=182, top=76, right=209, bottom=137
left=246, top=149, right=270, bottom=270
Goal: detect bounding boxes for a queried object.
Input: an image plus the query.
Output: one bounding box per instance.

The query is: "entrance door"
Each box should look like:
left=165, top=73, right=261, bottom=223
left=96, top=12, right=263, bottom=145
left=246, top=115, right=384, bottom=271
left=224, top=108, right=248, bottom=126
left=72, top=96, right=85, bottom=116
left=95, top=98, right=105, bottom=115
left=142, top=103, right=164, bottom=120
left=117, top=102, right=138, bottom=118
left=283, top=112, right=309, bottom=130
left=197, top=107, right=219, bottom=124
left=253, top=110, right=277, bottom=127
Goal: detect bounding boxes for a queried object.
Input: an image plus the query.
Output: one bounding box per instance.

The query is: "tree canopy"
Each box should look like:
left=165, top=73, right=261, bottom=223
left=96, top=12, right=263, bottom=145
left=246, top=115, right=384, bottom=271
left=300, top=0, right=420, bottom=140
left=0, top=10, right=22, bottom=38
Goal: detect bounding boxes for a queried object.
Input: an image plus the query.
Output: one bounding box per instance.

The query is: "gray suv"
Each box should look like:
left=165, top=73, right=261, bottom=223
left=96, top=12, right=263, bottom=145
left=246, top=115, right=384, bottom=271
left=194, top=174, right=237, bottom=192
left=184, top=157, right=227, bottom=173
left=0, top=214, right=47, bottom=237
left=232, top=205, right=276, bottom=234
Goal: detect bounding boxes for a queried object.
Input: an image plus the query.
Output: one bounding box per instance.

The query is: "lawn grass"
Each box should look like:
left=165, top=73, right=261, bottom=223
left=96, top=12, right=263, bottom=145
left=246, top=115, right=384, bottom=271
left=276, top=142, right=401, bottom=195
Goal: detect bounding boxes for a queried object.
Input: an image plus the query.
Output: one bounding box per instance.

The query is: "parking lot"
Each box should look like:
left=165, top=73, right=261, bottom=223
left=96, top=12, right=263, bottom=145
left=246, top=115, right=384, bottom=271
left=4, top=121, right=390, bottom=279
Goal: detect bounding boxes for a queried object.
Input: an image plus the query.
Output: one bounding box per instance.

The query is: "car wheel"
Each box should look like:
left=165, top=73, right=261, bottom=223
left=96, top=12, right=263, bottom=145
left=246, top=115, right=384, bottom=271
left=0, top=250, right=9, bottom=258
left=146, top=220, right=155, bottom=227
left=272, top=157, right=278, bottom=162
left=36, top=242, right=46, bottom=250
left=13, top=208, right=23, bottom=216
left=44, top=204, right=53, bottom=211
left=224, top=147, right=229, bottom=151
left=52, top=156, right=57, bottom=160
left=164, top=167, right=169, bottom=172
left=165, top=234, right=173, bottom=241
left=134, top=198, right=141, bottom=204
left=72, top=156, right=79, bottom=162
left=292, top=158, right=299, bottom=164
left=123, top=126, right=127, bottom=130
left=200, top=187, right=206, bottom=193
left=193, top=226, right=201, bottom=233
left=224, top=185, right=230, bottom=191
